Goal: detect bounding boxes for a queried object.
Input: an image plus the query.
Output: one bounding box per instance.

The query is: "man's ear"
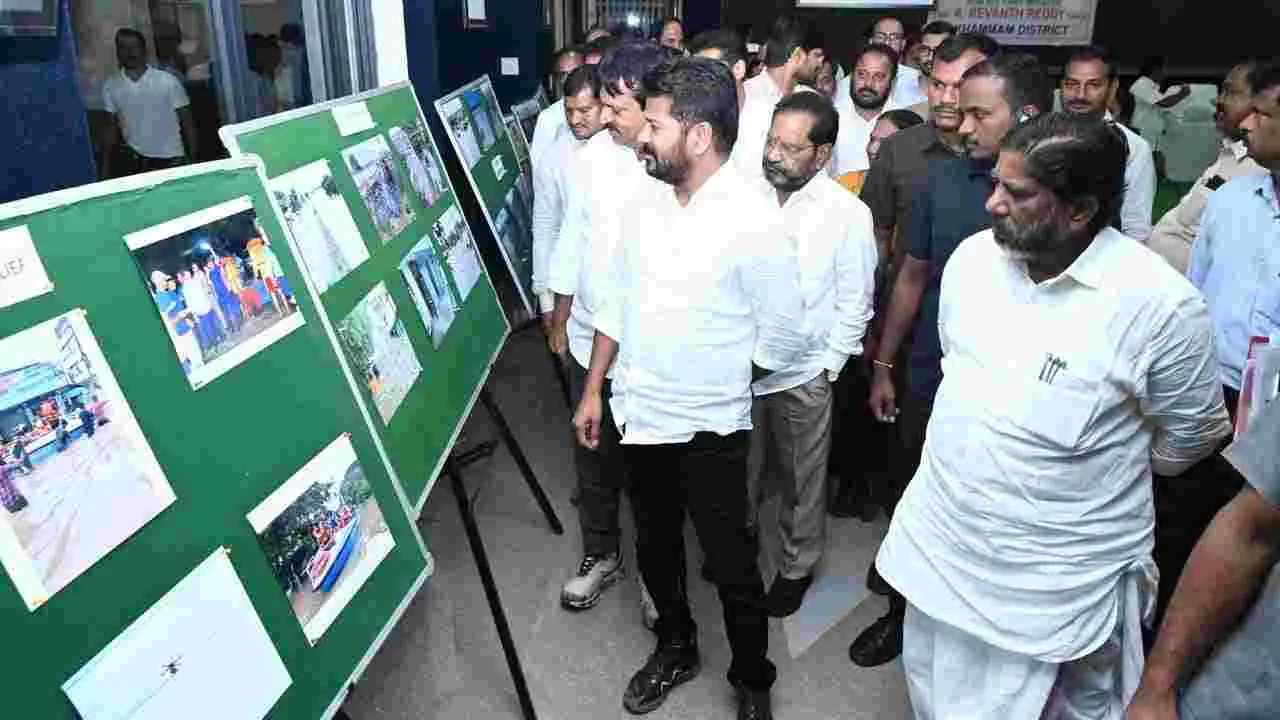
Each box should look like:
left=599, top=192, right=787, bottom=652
left=815, top=143, right=834, bottom=169
left=1068, top=195, right=1101, bottom=232
left=687, top=121, right=715, bottom=158
left=733, top=60, right=747, bottom=84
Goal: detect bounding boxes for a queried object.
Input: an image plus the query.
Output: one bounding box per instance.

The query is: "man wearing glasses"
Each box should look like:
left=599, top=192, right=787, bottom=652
left=869, top=17, right=928, bottom=109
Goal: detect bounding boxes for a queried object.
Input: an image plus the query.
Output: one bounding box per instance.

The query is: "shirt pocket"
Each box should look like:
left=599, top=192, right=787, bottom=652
left=997, top=372, right=1100, bottom=451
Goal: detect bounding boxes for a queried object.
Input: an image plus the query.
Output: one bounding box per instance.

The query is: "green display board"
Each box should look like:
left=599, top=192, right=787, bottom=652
left=221, top=83, right=510, bottom=512
left=435, top=75, right=536, bottom=318
left=0, top=158, right=430, bottom=718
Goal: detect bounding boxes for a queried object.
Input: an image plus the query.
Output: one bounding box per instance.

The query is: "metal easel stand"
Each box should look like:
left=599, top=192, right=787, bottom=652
left=515, top=315, right=572, bottom=410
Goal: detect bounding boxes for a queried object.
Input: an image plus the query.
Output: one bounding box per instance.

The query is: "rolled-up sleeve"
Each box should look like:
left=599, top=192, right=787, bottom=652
left=1144, top=294, right=1232, bottom=476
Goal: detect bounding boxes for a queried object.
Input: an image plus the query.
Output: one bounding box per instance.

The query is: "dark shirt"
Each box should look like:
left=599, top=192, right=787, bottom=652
left=905, top=155, right=995, bottom=401
left=861, top=123, right=964, bottom=268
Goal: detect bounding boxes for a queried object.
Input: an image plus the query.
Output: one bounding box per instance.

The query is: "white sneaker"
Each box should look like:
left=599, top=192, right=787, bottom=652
left=561, top=553, right=624, bottom=610
left=637, top=574, right=659, bottom=631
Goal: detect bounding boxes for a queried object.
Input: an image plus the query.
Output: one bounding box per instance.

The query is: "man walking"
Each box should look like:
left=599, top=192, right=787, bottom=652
left=877, top=113, right=1229, bottom=716
left=751, top=91, right=876, bottom=617
left=573, top=57, right=804, bottom=719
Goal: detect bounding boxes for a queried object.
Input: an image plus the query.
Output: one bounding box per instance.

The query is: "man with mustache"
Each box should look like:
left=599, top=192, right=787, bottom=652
left=748, top=91, right=877, bottom=618
left=1061, top=45, right=1157, bottom=241
left=851, top=52, right=1054, bottom=669
left=830, top=44, right=901, bottom=178
left=877, top=112, right=1229, bottom=717
left=548, top=41, right=675, bottom=623
left=731, top=15, right=825, bottom=189
left=534, top=66, right=605, bottom=338
left=529, top=45, right=583, bottom=166
left=572, top=56, right=804, bottom=719
left=1146, top=60, right=1262, bottom=273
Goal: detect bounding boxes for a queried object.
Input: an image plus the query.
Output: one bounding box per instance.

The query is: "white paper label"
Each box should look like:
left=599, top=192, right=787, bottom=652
left=332, top=102, right=377, bottom=137
left=500, top=57, right=520, bottom=76
left=491, top=154, right=507, bottom=181
left=0, top=225, right=53, bottom=309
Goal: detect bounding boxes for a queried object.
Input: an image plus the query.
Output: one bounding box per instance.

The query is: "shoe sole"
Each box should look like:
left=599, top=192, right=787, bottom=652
left=560, top=564, right=625, bottom=611
left=622, top=663, right=701, bottom=715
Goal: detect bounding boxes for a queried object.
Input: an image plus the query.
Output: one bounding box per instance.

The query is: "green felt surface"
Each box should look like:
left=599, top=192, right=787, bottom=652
left=227, top=85, right=509, bottom=509
left=0, top=162, right=428, bottom=718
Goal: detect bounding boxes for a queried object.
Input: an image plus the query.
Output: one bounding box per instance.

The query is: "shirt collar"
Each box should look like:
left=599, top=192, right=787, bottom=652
left=1250, top=172, right=1280, bottom=210
left=783, top=171, right=829, bottom=208
left=1057, top=226, right=1128, bottom=290
left=1225, top=137, right=1249, bottom=161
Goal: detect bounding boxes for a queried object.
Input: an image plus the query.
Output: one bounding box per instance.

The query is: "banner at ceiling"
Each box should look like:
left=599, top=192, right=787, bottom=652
left=929, top=0, right=1099, bottom=47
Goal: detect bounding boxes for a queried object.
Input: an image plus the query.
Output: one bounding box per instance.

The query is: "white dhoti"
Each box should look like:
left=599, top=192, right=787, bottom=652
left=901, top=569, right=1149, bottom=720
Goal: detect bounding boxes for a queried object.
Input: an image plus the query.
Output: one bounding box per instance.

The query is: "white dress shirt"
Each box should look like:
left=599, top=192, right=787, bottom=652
left=528, top=98, right=568, bottom=167
left=547, top=131, right=653, bottom=372
left=102, top=66, right=190, bottom=159
left=595, top=164, right=806, bottom=445
left=889, top=63, right=928, bottom=109
left=531, top=129, right=581, bottom=313
left=831, top=101, right=897, bottom=176
left=878, top=227, right=1229, bottom=663
left=752, top=174, right=877, bottom=395
left=1112, top=116, right=1157, bottom=241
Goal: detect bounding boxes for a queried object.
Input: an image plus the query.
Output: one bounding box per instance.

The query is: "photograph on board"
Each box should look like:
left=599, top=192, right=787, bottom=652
left=432, top=205, right=482, bottom=303
left=126, top=196, right=305, bottom=391
left=388, top=120, right=447, bottom=211
left=464, top=89, right=498, bottom=151
left=441, top=96, right=483, bottom=168
left=247, top=435, right=395, bottom=645
left=62, top=549, right=291, bottom=720
left=341, top=135, right=415, bottom=244
left=337, top=283, right=421, bottom=425
left=400, top=235, right=458, bottom=348
left=493, top=206, right=533, bottom=298
left=0, top=311, right=176, bottom=611
left=270, top=159, right=370, bottom=294
left=504, top=114, right=531, bottom=177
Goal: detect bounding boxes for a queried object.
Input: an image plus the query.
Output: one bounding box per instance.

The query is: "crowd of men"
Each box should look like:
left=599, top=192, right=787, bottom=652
left=527, top=13, right=1280, bottom=720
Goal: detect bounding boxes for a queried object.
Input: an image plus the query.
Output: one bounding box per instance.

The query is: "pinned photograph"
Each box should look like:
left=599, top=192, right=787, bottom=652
left=62, top=548, right=291, bottom=720
left=494, top=206, right=533, bottom=297
left=400, top=236, right=458, bottom=348
left=341, top=135, right=416, bottom=244
left=0, top=311, right=176, bottom=611
left=441, top=96, right=483, bottom=168
left=247, top=435, right=396, bottom=645
left=126, top=197, right=306, bottom=391
left=337, top=283, right=421, bottom=424
left=432, top=205, right=483, bottom=303
left=270, top=160, right=370, bottom=294
left=388, top=120, right=447, bottom=210
left=464, top=89, right=498, bottom=151
left=504, top=114, right=531, bottom=177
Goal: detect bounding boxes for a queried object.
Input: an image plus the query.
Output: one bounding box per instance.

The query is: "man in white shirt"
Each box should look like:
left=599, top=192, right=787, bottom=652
left=528, top=45, right=585, bottom=166
left=869, top=17, right=928, bottom=110
left=102, top=28, right=196, bottom=177
left=750, top=91, right=877, bottom=617
left=573, top=57, right=804, bottom=720
left=688, top=28, right=749, bottom=111
left=532, top=66, right=604, bottom=329
left=731, top=16, right=825, bottom=187
left=831, top=43, right=900, bottom=177
left=1061, top=45, right=1157, bottom=241
left=1147, top=60, right=1263, bottom=273
left=876, top=113, right=1230, bottom=717
left=548, top=42, right=672, bottom=618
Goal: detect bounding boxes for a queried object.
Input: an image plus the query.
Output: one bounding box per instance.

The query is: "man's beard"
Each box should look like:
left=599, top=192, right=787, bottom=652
left=763, top=159, right=809, bottom=192
left=639, top=143, right=689, bottom=185
left=852, top=87, right=888, bottom=111
left=1065, top=100, right=1104, bottom=118
left=991, top=211, right=1084, bottom=271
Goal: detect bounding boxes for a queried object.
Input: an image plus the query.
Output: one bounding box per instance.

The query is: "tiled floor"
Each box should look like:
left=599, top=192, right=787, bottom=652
left=343, top=328, right=913, bottom=719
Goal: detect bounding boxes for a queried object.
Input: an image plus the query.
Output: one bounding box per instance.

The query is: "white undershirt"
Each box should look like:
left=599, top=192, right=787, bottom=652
left=102, top=66, right=190, bottom=159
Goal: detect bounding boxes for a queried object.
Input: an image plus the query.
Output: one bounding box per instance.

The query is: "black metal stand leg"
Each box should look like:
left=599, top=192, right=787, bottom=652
left=335, top=710, right=354, bottom=720
left=480, top=386, right=564, bottom=535
left=448, top=460, right=539, bottom=720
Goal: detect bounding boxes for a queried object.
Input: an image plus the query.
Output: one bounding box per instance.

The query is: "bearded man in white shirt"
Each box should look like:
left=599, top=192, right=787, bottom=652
left=750, top=91, right=877, bottom=617
left=532, top=65, right=605, bottom=329
left=549, top=42, right=675, bottom=619
left=876, top=113, right=1230, bottom=718
left=573, top=57, right=805, bottom=720
left=731, top=16, right=825, bottom=187
left=831, top=43, right=900, bottom=177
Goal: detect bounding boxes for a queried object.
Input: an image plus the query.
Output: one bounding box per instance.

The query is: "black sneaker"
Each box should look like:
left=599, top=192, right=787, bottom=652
left=622, top=638, right=701, bottom=714
left=765, top=573, right=813, bottom=617
left=733, top=682, right=773, bottom=720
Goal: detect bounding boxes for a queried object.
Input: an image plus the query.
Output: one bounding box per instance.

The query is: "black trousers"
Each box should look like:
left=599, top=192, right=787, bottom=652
left=624, top=431, right=776, bottom=692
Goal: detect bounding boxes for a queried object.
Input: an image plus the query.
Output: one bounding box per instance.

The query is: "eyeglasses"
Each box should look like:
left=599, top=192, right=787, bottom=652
left=765, top=137, right=816, bottom=156
left=871, top=32, right=905, bottom=44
